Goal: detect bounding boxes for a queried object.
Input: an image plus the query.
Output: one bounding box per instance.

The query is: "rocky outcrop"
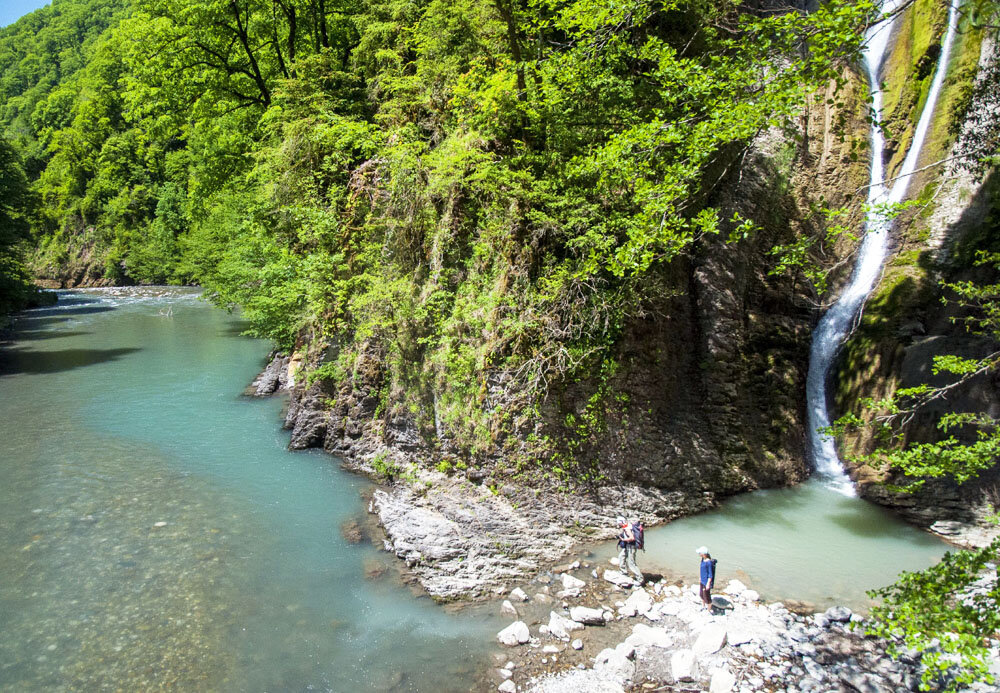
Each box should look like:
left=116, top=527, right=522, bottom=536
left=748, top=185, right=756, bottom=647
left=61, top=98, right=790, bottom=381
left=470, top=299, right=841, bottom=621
left=368, top=467, right=711, bottom=600
left=245, top=351, right=292, bottom=396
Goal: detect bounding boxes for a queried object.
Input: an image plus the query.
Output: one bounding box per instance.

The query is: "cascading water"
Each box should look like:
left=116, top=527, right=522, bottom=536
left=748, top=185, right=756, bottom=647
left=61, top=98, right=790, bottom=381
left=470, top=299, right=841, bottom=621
left=806, top=0, right=961, bottom=494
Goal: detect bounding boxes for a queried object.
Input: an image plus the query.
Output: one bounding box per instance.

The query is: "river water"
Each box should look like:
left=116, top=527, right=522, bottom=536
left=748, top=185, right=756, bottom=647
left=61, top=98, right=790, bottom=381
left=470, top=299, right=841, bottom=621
left=590, top=479, right=949, bottom=611
left=0, top=288, right=499, bottom=692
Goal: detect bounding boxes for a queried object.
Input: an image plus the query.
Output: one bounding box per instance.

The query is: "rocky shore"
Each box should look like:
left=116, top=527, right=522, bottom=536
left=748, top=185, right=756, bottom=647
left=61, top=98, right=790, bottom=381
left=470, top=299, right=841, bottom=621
left=485, top=561, right=1000, bottom=693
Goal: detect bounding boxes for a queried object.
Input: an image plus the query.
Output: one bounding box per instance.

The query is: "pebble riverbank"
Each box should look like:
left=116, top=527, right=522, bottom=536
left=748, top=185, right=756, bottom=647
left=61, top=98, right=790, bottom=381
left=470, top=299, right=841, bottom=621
left=484, top=559, right=1000, bottom=693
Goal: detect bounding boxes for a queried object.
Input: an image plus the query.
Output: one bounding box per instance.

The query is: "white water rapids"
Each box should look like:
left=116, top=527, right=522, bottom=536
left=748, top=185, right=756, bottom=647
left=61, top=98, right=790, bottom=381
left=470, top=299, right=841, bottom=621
left=806, top=0, right=961, bottom=494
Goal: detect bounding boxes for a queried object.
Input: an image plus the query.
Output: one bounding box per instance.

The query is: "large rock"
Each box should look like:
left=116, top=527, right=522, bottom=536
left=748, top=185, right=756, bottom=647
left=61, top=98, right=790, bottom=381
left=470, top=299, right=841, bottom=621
left=710, top=667, right=737, bottom=693
left=618, top=588, right=653, bottom=618
left=570, top=606, right=607, bottom=625
left=594, top=643, right=636, bottom=681
left=824, top=606, right=852, bottom=623
left=498, top=680, right=516, bottom=693
left=548, top=611, right=584, bottom=640
left=562, top=573, right=586, bottom=590
left=625, top=623, right=673, bottom=649
left=501, top=600, right=518, bottom=618
left=725, top=624, right=753, bottom=646
left=693, top=623, right=727, bottom=655
left=671, top=649, right=698, bottom=682
left=723, top=579, right=748, bottom=596
left=497, top=621, right=531, bottom=646
left=510, top=587, right=530, bottom=602
left=602, top=570, right=635, bottom=587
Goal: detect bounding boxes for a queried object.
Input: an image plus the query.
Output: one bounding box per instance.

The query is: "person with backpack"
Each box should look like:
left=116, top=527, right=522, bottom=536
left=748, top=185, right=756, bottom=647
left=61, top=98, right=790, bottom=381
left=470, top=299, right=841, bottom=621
left=697, top=546, right=717, bottom=611
left=616, top=516, right=644, bottom=586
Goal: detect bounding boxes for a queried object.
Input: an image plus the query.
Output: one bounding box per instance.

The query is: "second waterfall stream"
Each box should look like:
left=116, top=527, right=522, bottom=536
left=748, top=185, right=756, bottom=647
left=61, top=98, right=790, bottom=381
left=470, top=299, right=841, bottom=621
left=806, top=0, right=961, bottom=494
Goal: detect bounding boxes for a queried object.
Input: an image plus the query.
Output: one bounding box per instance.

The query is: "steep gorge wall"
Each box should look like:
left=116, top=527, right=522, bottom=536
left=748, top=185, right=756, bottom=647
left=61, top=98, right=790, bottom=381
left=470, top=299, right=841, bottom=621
left=833, top=8, right=1000, bottom=545
left=269, top=74, right=872, bottom=511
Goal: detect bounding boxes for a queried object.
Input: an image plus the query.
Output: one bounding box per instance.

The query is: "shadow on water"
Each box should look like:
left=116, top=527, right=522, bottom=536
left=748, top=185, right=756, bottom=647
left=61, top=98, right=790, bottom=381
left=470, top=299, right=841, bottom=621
left=218, top=322, right=252, bottom=338
left=8, top=330, right=92, bottom=341
left=23, top=305, right=116, bottom=319
left=0, top=347, right=141, bottom=376
left=826, top=506, right=912, bottom=539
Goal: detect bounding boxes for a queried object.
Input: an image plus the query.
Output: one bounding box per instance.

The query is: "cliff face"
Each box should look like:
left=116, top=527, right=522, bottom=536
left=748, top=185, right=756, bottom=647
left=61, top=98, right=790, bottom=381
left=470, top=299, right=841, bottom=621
left=276, top=135, right=863, bottom=491
left=254, top=2, right=1000, bottom=595
left=834, top=19, right=1000, bottom=546
left=254, top=67, right=879, bottom=597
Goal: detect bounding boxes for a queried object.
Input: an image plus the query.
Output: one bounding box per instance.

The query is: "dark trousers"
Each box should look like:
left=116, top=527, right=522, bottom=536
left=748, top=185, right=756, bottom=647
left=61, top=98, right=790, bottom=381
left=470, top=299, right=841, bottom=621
left=700, top=583, right=712, bottom=606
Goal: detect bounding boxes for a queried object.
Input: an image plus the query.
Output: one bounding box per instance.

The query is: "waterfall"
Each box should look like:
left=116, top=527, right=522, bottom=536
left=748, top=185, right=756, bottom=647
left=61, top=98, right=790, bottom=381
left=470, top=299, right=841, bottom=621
left=805, top=0, right=961, bottom=495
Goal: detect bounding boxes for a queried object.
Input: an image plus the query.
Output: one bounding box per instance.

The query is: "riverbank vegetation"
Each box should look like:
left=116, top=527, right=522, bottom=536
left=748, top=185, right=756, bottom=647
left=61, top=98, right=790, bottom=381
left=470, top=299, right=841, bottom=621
left=1, top=0, right=878, bottom=438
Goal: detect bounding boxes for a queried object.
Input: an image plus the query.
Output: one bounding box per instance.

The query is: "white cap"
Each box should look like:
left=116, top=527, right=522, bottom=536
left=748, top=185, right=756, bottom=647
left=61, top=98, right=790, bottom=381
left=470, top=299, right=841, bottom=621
left=696, top=546, right=709, bottom=555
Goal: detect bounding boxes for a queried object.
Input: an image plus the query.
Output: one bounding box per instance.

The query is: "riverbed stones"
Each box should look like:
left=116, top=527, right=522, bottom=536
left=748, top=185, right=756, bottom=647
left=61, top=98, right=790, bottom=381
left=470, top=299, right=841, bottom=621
left=548, top=611, right=584, bottom=640
left=569, top=606, right=606, bottom=625
left=498, top=680, right=517, bottom=693
left=498, top=621, right=531, bottom=646
left=670, top=649, right=697, bottom=682
left=571, top=639, right=583, bottom=650
left=510, top=587, right=530, bottom=602
left=561, top=573, right=586, bottom=590
left=502, top=600, right=519, bottom=618
left=693, top=622, right=727, bottom=655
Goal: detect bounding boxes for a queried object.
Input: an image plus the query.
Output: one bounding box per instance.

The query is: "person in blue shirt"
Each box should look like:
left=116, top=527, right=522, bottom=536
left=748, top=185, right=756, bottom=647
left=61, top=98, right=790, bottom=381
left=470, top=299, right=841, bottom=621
left=697, top=546, right=717, bottom=611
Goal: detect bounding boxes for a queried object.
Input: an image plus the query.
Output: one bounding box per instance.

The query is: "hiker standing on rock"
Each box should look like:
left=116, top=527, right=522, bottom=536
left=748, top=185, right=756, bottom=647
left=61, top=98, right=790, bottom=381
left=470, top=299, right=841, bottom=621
left=617, top=516, right=644, bottom=586
left=697, top=546, right=717, bottom=610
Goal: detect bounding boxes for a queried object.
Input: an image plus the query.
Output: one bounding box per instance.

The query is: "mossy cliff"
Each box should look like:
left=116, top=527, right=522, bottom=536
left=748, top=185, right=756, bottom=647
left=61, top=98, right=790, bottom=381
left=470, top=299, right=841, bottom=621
left=273, top=74, right=872, bottom=513
left=833, top=8, right=999, bottom=541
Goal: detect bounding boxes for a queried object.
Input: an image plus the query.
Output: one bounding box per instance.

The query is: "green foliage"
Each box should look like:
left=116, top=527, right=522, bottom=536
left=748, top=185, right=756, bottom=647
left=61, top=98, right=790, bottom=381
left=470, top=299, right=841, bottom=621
left=0, top=134, right=43, bottom=316
left=866, top=536, right=1000, bottom=691
left=832, top=251, right=1000, bottom=689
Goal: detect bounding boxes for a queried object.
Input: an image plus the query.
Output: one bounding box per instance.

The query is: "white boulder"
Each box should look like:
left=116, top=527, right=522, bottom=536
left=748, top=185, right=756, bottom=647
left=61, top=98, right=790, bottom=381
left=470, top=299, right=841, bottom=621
left=562, top=573, right=586, bottom=590
left=497, top=621, right=531, bottom=646
left=570, top=606, right=607, bottom=625
left=724, top=579, right=748, bottom=596
left=548, top=611, right=584, bottom=640
left=726, top=625, right=753, bottom=646
left=501, top=600, right=518, bottom=618
left=618, top=588, right=653, bottom=617
left=709, top=667, right=737, bottom=693
left=625, top=623, right=673, bottom=649
left=510, top=587, right=529, bottom=602
left=671, top=649, right=698, bottom=682
left=601, top=570, right=634, bottom=588
left=498, top=680, right=516, bottom=693
left=693, top=623, right=727, bottom=655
